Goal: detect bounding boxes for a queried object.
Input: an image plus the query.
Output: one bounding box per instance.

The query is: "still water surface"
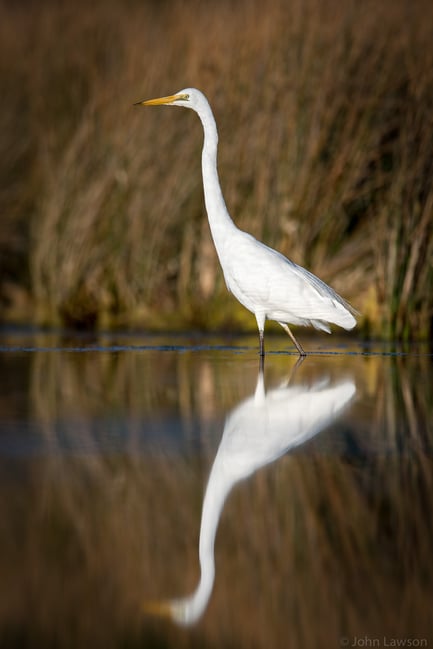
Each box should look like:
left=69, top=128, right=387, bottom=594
left=0, top=330, right=432, bottom=648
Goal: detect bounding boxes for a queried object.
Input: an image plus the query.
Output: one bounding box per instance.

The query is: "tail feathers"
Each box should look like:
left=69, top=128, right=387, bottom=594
left=330, top=300, right=358, bottom=330
left=337, top=313, right=357, bottom=330
left=310, top=299, right=358, bottom=331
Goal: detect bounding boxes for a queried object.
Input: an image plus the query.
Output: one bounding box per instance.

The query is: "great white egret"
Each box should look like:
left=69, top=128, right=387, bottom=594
left=144, top=365, right=356, bottom=625
left=135, top=88, right=358, bottom=356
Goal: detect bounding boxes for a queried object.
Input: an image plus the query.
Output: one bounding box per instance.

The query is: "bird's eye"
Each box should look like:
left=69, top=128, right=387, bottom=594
left=178, top=93, right=189, bottom=101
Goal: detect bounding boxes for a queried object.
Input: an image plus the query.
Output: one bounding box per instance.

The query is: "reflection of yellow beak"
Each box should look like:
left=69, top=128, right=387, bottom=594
left=134, top=93, right=187, bottom=107
left=143, top=599, right=173, bottom=618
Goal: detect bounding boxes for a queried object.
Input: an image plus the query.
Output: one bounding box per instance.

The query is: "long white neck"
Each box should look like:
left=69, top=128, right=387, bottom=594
left=196, top=103, right=237, bottom=255
left=169, top=458, right=232, bottom=626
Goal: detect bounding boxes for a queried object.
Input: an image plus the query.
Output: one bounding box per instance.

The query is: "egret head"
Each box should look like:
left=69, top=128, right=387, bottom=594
left=134, top=87, right=207, bottom=112
left=143, top=597, right=199, bottom=627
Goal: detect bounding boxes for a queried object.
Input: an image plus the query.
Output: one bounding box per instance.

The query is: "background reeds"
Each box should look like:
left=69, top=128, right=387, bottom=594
left=1, top=0, right=432, bottom=338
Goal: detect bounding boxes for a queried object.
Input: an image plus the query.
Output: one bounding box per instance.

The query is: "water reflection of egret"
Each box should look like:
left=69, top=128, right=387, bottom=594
left=145, top=364, right=356, bottom=626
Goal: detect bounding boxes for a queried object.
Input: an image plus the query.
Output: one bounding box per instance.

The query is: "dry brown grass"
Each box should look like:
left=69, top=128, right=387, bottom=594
left=0, top=0, right=432, bottom=337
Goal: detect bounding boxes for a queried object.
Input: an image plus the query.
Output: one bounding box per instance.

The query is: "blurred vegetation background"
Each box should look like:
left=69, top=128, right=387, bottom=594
left=1, top=0, right=432, bottom=339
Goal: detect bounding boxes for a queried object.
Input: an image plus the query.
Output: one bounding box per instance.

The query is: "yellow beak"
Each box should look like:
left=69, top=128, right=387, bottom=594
left=142, top=599, right=173, bottom=617
left=134, top=93, right=186, bottom=107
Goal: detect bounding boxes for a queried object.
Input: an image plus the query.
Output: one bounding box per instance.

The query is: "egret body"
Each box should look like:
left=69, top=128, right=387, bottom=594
left=136, top=88, right=357, bottom=356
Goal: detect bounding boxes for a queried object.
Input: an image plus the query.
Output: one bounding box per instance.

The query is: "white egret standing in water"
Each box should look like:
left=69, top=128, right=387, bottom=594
left=136, top=88, right=357, bottom=356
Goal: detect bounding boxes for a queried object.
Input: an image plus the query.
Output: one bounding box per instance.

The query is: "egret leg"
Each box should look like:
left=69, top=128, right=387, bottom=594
left=255, top=314, right=266, bottom=358
left=288, top=355, right=305, bottom=381
left=279, top=323, right=306, bottom=357
left=259, top=329, right=265, bottom=357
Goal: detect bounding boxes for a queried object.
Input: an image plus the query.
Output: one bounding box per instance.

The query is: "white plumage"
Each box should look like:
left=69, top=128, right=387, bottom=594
left=136, top=88, right=357, bottom=355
